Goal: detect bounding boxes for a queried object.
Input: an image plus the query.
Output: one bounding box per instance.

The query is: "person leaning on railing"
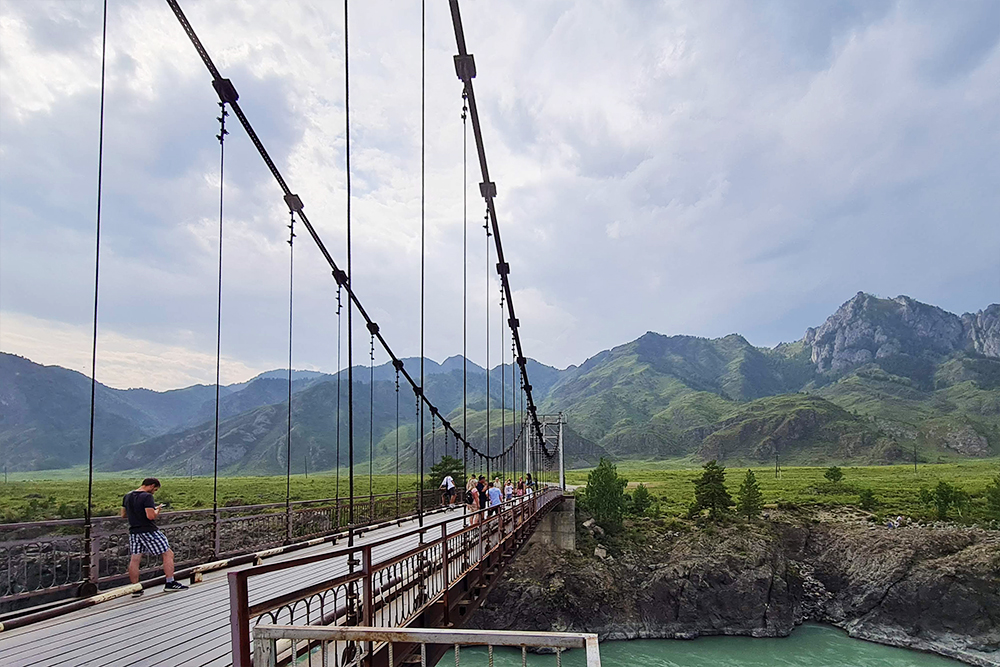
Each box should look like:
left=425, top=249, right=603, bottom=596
left=465, top=477, right=480, bottom=525
left=120, top=477, right=189, bottom=596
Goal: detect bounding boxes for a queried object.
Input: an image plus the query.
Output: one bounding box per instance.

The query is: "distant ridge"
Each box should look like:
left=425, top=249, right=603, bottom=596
left=1, top=293, right=997, bottom=472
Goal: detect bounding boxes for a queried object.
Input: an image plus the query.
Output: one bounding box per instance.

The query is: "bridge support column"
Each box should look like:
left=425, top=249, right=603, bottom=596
left=528, top=496, right=574, bottom=551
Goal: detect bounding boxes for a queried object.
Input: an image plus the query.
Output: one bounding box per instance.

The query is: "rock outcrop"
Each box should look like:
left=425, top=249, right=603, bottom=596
left=804, top=293, right=999, bottom=374
left=964, top=305, right=1000, bottom=359
left=473, top=517, right=1000, bottom=666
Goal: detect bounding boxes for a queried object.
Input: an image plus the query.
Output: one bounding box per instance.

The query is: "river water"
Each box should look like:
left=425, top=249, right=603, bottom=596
left=460, top=624, right=963, bottom=666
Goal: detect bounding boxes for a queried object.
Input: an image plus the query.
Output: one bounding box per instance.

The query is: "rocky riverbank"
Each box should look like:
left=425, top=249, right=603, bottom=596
left=471, top=511, right=1000, bottom=666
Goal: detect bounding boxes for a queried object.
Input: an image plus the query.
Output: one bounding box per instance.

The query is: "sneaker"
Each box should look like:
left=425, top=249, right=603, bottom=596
left=132, top=588, right=144, bottom=598
left=163, top=581, right=189, bottom=592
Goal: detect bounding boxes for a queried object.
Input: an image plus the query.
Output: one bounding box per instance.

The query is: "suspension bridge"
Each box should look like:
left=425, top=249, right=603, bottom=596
left=0, top=0, right=591, bottom=665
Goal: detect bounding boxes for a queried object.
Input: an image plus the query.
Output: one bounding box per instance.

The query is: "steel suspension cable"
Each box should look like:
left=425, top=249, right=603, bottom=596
left=500, top=286, right=505, bottom=477
left=395, top=366, right=400, bottom=512
left=84, top=0, right=109, bottom=586
left=285, top=211, right=295, bottom=540
left=418, top=0, right=426, bottom=529
left=344, top=0, right=356, bottom=556
left=164, top=0, right=514, bottom=464
left=369, top=330, right=374, bottom=504
left=484, top=207, right=491, bottom=478
left=211, top=100, right=228, bottom=555
left=462, top=88, right=468, bottom=493
left=448, top=0, right=551, bottom=455
left=336, top=286, right=342, bottom=505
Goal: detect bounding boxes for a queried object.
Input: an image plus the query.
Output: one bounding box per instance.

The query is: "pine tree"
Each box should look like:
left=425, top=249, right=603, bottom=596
left=584, top=458, right=628, bottom=531
left=631, top=483, right=652, bottom=515
left=693, top=460, right=733, bottom=520
left=427, top=455, right=464, bottom=491
left=736, top=469, right=763, bottom=519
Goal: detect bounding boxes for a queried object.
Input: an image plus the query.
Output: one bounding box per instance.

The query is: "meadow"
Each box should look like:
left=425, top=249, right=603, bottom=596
left=566, top=458, right=1000, bottom=523
left=3, top=459, right=998, bottom=524
left=0, top=468, right=424, bottom=523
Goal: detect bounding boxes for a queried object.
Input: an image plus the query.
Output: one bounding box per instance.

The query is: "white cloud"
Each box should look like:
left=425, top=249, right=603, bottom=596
left=1, top=0, right=997, bottom=390
left=0, top=311, right=267, bottom=389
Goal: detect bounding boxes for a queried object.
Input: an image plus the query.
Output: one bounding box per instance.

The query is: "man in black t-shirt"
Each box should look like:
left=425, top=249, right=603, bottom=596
left=120, top=477, right=188, bottom=596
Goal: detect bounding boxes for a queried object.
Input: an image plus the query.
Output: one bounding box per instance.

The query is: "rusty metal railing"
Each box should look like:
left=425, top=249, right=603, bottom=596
left=229, top=488, right=563, bottom=667
left=0, top=489, right=440, bottom=610
left=251, top=624, right=601, bottom=667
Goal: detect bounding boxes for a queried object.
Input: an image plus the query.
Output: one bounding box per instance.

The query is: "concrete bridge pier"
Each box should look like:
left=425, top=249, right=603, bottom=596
left=528, top=495, right=575, bottom=550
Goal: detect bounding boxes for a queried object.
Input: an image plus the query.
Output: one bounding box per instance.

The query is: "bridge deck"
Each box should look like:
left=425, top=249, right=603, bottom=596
left=0, top=507, right=469, bottom=667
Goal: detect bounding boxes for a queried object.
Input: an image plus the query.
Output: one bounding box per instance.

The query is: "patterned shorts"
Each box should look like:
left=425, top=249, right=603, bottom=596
left=129, top=530, right=170, bottom=555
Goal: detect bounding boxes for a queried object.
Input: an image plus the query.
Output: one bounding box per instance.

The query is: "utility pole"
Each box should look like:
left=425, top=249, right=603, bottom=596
left=913, top=442, right=918, bottom=473
left=304, top=454, right=308, bottom=478
left=774, top=450, right=780, bottom=479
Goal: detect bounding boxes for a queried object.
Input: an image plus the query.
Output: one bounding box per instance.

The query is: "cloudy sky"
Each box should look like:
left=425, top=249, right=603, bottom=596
left=1, top=0, right=998, bottom=391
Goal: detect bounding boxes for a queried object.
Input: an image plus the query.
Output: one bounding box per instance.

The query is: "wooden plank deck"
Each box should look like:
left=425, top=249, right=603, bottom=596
left=0, top=507, right=470, bottom=667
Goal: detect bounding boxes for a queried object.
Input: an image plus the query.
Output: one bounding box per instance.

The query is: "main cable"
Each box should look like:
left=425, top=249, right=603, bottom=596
left=164, top=0, right=519, bottom=463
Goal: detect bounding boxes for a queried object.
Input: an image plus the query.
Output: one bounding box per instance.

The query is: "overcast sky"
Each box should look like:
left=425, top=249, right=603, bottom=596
left=1, top=0, right=998, bottom=391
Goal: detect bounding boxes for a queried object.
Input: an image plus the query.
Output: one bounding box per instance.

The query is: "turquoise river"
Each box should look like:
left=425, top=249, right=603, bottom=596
left=461, top=624, right=963, bottom=666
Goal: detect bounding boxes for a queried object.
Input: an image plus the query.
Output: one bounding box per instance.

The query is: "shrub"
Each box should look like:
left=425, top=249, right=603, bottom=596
left=923, top=481, right=960, bottom=520
left=858, top=488, right=877, bottom=511
left=986, top=474, right=1000, bottom=519
left=824, top=466, right=844, bottom=484
left=736, top=469, right=764, bottom=519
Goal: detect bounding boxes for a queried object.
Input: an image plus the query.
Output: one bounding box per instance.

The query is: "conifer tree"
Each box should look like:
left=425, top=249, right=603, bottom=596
left=585, top=458, right=628, bottom=530
left=693, top=460, right=733, bottom=520
left=736, top=469, right=763, bottom=519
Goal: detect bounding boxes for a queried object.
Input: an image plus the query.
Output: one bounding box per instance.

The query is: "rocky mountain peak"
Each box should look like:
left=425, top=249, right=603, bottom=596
left=961, top=303, right=1000, bottom=358
left=803, top=293, right=998, bottom=373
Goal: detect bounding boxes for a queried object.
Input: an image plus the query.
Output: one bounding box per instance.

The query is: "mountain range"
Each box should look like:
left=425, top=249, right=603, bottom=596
left=2, top=292, right=998, bottom=473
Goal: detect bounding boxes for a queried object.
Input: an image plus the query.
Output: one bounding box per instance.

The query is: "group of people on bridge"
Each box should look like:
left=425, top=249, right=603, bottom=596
left=439, top=473, right=535, bottom=524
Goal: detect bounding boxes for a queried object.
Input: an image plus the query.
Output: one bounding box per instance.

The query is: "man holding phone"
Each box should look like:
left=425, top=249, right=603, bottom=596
left=120, top=477, right=188, bottom=596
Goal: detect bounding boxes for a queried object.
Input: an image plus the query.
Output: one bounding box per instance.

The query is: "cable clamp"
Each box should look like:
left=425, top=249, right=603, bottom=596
left=453, top=54, right=477, bottom=81
left=496, top=261, right=510, bottom=276
left=366, top=322, right=380, bottom=336
left=284, top=193, right=304, bottom=213
left=479, top=182, right=496, bottom=199
left=212, top=78, right=239, bottom=104
left=392, top=359, right=405, bottom=372
left=332, top=268, right=348, bottom=286
left=507, top=317, right=519, bottom=329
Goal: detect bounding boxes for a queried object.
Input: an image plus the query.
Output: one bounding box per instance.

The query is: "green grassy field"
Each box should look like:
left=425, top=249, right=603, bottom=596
left=566, top=458, right=1000, bottom=523
left=3, top=459, right=998, bottom=524
left=0, top=470, right=424, bottom=523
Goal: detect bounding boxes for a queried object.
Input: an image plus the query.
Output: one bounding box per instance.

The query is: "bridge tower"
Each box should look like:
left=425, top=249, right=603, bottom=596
left=529, top=413, right=566, bottom=489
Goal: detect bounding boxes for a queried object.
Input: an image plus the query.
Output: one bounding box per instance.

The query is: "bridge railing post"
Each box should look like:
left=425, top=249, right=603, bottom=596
left=440, top=523, right=451, bottom=626
left=229, top=571, right=252, bottom=667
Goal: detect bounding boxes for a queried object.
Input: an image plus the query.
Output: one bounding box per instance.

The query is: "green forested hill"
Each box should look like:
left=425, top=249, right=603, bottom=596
left=3, top=293, right=999, bottom=473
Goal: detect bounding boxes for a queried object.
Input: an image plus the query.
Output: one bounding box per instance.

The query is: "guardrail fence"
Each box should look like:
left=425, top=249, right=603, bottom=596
left=0, top=489, right=441, bottom=611
left=230, top=488, right=564, bottom=667
left=252, top=625, right=601, bottom=667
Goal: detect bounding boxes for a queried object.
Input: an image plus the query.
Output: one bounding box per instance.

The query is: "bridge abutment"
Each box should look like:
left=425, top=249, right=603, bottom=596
left=528, top=495, right=575, bottom=551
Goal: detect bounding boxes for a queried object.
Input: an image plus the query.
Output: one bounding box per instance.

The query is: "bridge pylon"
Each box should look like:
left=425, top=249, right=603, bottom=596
left=529, top=413, right=566, bottom=490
